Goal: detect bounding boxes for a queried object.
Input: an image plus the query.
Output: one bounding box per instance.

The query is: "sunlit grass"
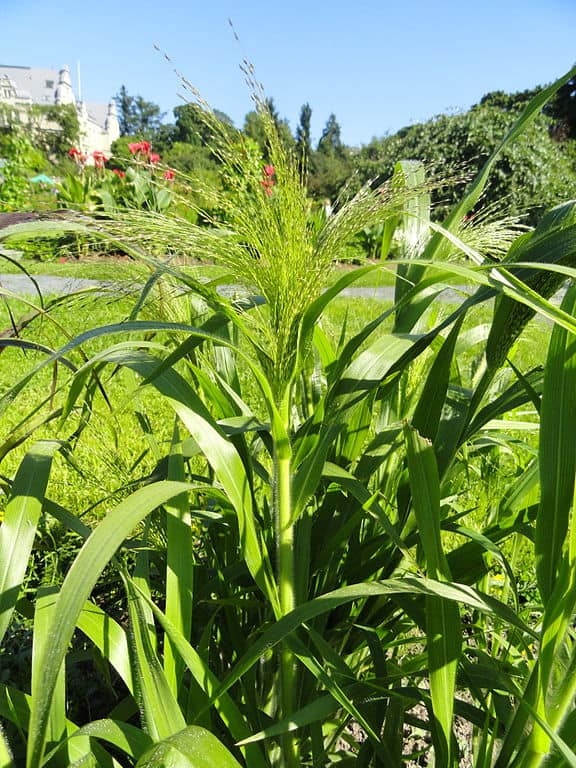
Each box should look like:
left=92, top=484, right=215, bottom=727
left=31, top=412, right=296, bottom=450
left=2, top=65, right=576, bottom=768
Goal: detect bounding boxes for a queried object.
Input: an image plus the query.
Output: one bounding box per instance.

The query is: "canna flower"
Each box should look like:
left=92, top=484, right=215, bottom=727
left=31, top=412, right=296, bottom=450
left=128, top=141, right=154, bottom=162
left=261, top=164, right=276, bottom=196
left=68, top=147, right=87, bottom=164
left=112, top=168, right=126, bottom=178
left=92, top=150, right=108, bottom=169
left=128, top=141, right=152, bottom=156
left=163, top=169, right=176, bottom=180
left=260, top=178, right=274, bottom=197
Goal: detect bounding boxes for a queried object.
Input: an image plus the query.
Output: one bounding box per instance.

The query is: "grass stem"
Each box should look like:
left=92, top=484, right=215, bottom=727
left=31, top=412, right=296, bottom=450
left=276, top=394, right=298, bottom=767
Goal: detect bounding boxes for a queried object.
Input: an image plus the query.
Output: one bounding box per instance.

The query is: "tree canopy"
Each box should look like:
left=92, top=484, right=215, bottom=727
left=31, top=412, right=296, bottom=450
left=114, top=86, right=166, bottom=138
left=295, top=102, right=312, bottom=170
left=355, top=99, right=576, bottom=224
left=65, top=79, right=576, bottom=217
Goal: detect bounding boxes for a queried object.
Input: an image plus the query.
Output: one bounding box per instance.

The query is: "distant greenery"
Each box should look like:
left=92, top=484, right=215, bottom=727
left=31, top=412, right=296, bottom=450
left=27, top=103, right=80, bottom=158
left=115, top=84, right=166, bottom=138
left=0, top=124, right=51, bottom=211
left=107, top=79, right=576, bottom=227
left=2, top=75, right=575, bottom=255
left=549, top=70, right=576, bottom=138
left=355, top=98, right=576, bottom=225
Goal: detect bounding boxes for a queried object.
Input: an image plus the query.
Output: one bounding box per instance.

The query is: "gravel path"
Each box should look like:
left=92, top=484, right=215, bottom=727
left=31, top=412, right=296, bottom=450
left=0, top=273, right=566, bottom=312
left=0, top=273, right=104, bottom=296
left=0, top=273, right=476, bottom=303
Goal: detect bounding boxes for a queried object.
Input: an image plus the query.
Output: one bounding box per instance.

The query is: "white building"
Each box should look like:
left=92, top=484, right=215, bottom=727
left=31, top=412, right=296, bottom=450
left=0, top=64, right=119, bottom=156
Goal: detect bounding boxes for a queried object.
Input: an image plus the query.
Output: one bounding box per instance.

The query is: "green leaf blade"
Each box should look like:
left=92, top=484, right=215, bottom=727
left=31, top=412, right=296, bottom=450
left=536, top=284, right=576, bottom=603
left=26, top=480, right=190, bottom=768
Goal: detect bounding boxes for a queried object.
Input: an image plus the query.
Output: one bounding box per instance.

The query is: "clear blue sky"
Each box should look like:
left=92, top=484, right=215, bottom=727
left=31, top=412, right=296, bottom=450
left=1, top=0, right=574, bottom=146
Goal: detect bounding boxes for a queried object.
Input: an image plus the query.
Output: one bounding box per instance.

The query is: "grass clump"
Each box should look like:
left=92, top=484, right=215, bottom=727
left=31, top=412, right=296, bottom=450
left=0, top=64, right=576, bottom=768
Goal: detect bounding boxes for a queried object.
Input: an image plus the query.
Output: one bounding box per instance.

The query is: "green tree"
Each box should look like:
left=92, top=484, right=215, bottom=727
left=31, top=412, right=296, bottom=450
left=163, top=141, right=218, bottom=174
left=307, top=113, right=352, bottom=201
left=114, top=86, right=165, bottom=138
left=477, top=87, right=541, bottom=111
left=550, top=70, right=576, bottom=138
left=355, top=101, right=576, bottom=224
left=295, top=102, right=312, bottom=170
left=307, top=151, right=352, bottom=201
left=28, top=103, right=80, bottom=158
left=149, top=104, right=235, bottom=173
left=243, top=109, right=267, bottom=151
left=133, top=95, right=165, bottom=137
left=150, top=122, right=178, bottom=154
left=243, top=98, right=294, bottom=158
left=115, top=85, right=134, bottom=137
left=317, top=113, right=344, bottom=156
left=173, top=103, right=234, bottom=147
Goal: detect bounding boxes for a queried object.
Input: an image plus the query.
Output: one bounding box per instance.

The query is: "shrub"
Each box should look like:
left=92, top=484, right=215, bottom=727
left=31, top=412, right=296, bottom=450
left=356, top=103, right=576, bottom=225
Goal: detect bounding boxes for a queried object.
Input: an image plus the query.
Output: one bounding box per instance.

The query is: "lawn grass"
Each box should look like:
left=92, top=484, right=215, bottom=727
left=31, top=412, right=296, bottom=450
left=0, top=254, right=228, bottom=282
left=0, top=251, right=400, bottom=287
left=0, top=286, right=173, bottom=519
left=0, top=250, right=550, bottom=617
left=0, top=266, right=549, bottom=528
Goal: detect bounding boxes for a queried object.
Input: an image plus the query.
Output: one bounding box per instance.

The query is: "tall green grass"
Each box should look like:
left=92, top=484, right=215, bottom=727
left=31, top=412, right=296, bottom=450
left=0, top=64, right=575, bottom=768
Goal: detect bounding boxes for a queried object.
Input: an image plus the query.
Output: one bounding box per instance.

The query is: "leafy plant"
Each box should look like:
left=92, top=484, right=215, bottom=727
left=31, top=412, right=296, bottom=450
left=356, top=95, right=576, bottom=225
left=0, top=65, right=576, bottom=768
left=0, top=126, right=49, bottom=212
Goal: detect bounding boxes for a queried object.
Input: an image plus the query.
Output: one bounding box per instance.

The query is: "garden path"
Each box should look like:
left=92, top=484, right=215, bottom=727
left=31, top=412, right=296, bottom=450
left=0, top=273, right=476, bottom=303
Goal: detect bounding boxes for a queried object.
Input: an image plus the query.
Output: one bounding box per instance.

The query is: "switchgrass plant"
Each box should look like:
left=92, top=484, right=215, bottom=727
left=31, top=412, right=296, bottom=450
left=0, top=64, right=576, bottom=768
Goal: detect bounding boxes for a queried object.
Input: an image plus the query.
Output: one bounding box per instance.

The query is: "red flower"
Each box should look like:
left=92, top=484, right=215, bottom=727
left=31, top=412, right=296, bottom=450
left=260, top=178, right=274, bottom=197
left=128, top=141, right=153, bottom=160
left=149, top=152, right=161, bottom=164
left=112, top=168, right=126, bottom=178
left=92, top=150, right=108, bottom=169
left=163, top=169, right=175, bottom=180
left=68, top=147, right=87, bottom=164
left=261, top=165, right=276, bottom=197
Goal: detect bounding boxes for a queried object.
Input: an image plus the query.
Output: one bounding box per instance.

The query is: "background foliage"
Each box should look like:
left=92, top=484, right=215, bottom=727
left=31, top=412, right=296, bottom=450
left=355, top=100, right=576, bottom=224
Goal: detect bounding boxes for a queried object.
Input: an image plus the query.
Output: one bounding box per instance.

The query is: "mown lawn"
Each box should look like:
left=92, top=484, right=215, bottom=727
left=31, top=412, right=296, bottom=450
left=0, top=258, right=548, bottom=523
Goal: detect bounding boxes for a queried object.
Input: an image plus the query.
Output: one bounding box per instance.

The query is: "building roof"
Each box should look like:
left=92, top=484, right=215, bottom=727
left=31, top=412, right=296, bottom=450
left=86, top=101, right=108, bottom=128
left=0, top=64, right=116, bottom=134
left=0, top=65, right=61, bottom=105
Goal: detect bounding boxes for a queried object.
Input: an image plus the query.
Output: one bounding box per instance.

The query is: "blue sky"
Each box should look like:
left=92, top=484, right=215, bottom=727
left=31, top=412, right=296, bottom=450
left=1, top=0, right=574, bottom=146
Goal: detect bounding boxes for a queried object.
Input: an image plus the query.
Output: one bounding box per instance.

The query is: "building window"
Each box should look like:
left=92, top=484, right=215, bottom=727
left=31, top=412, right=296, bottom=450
left=45, top=80, right=54, bottom=89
